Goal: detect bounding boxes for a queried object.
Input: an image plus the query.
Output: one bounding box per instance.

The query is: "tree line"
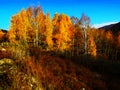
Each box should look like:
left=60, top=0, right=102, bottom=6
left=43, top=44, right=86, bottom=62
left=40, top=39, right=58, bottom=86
left=1, top=6, right=120, bottom=60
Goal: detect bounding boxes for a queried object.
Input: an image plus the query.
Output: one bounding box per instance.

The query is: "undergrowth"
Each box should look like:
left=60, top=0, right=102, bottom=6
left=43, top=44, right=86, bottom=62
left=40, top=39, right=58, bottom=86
left=0, top=43, right=120, bottom=90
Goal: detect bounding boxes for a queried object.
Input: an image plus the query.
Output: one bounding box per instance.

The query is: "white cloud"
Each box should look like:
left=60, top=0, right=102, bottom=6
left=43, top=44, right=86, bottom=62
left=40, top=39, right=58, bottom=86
left=92, top=22, right=118, bottom=28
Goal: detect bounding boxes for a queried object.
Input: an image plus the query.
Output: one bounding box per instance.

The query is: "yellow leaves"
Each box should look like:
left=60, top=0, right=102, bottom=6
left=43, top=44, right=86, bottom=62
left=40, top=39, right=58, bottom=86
left=106, top=31, right=113, bottom=42
left=52, top=13, right=59, bottom=26
left=6, top=6, right=97, bottom=57
left=7, top=30, right=16, bottom=43
left=87, top=29, right=97, bottom=57
left=6, top=5, right=120, bottom=59
left=45, top=13, right=53, bottom=50
left=46, top=36, right=53, bottom=49
left=88, top=36, right=97, bottom=57
left=26, top=7, right=33, bottom=18
left=21, top=9, right=26, bottom=18
left=52, top=13, right=74, bottom=52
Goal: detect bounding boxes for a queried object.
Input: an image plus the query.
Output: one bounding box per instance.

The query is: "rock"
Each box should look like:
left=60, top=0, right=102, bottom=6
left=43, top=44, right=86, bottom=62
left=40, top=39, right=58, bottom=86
left=0, top=58, right=14, bottom=74
left=1, top=48, right=6, bottom=51
left=0, top=58, right=14, bottom=65
left=81, top=88, right=85, bottom=90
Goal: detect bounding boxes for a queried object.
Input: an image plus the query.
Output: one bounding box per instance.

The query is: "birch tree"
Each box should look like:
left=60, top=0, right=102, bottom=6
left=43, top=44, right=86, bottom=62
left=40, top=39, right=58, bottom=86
left=79, top=13, right=90, bottom=55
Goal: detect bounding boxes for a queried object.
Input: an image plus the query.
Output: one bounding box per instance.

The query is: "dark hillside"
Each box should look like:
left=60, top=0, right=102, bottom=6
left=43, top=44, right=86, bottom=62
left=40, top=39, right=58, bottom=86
left=0, top=46, right=120, bottom=89
left=99, top=22, right=120, bottom=35
left=0, top=29, right=8, bottom=33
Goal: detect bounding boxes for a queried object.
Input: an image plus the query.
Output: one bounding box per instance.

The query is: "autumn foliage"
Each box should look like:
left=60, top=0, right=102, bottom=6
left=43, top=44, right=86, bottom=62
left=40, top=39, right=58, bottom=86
left=0, top=5, right=120, bottom=90
left=6, top=6, right=120, bottom=59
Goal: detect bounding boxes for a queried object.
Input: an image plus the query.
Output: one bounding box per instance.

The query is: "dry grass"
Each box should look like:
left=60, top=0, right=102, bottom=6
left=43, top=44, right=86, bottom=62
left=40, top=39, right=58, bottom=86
left=0, top=45, right=120, bottom=90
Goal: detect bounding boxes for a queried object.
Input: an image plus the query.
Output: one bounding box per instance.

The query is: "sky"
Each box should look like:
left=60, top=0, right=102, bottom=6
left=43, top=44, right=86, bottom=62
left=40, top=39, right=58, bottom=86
left=0, top=0, right=120, bottom=30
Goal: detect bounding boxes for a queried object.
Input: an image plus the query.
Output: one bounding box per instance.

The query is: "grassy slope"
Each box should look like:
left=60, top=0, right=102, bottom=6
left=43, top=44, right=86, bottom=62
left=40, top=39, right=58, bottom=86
left=0, top=46, right=120, bottom=90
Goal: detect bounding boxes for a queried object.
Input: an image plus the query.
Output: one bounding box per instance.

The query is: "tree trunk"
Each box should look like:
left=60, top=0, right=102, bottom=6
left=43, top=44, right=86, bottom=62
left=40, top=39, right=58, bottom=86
left=36, top=24, right=38, bottom=46
left=84, top=29, right=87, bottom=55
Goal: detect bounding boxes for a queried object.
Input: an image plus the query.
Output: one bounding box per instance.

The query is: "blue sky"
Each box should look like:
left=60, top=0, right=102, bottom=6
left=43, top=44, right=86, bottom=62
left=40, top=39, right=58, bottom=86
left=0, top=0, right=120, bottom=30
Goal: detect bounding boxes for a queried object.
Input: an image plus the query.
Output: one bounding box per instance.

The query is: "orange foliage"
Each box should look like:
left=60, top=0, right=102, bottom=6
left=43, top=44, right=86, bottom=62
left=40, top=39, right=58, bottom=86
left=45, top=13, right=53, bottom=50
left=52, top=13, right=74, bottom=52
left=7, top=10, right=28, bottom=43
left=6, top=5, right=119, bottom=59
left=105, top=31, right=114, bottom=44
left=88, top=36, right=97, bottom=57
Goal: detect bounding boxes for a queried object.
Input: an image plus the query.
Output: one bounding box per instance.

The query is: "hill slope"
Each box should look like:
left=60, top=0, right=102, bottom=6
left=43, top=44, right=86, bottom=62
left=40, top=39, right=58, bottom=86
left=0, top=47, right=120, bottom=90
left=0, top=29, right=7, bottom=33
left=99, top=22, right=120, bottom=35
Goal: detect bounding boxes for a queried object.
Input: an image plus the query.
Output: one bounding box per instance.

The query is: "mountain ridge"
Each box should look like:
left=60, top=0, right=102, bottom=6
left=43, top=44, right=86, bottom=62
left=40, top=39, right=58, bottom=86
left=0, top=29, right=8, bottom=33
left=99, top=22, right=120, bottom=35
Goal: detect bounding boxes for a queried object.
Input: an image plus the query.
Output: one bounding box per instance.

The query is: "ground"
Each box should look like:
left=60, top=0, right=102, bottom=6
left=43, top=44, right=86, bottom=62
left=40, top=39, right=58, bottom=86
left=0, top=46, right=120, bottom=90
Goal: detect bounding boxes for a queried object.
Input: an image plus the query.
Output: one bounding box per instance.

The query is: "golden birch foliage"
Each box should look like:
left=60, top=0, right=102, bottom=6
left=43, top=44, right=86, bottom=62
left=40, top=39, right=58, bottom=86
left=74, top=26, right=83, bottom=46
left=105, top=31, right=114, bottom=44
left=52, top=13, right=59, bottom=26
left=18, top=9, right=27, bottom=40
left=52, top=13, right=74, bottom=51
left=8, top=9, right=29, bottom=44
left=59, top=21, right=67, bottom=51
left=26, top=7, right=40, bottom=43
left=52, top=13, right=61, bottom=50
left=36, top=11, right=45, bottom=32
left=88, top=36, right=97, bottom=57
left=26, top=7, right=33, bottom=18
left=45, top=13, right=53, bottom=50
left=87, top=30, right=97, bottom=57
left=7, top=30, right=16, bottom=43
left=7, top=15, right=18, bottom=43
left=8, top=7, right=39, bottom=44
left=26, top=8, right=36, bottom=42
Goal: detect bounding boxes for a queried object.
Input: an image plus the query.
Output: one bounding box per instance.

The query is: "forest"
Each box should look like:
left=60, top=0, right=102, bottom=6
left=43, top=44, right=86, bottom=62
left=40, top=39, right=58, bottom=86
left=0, top=6, right=120, bottom=90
